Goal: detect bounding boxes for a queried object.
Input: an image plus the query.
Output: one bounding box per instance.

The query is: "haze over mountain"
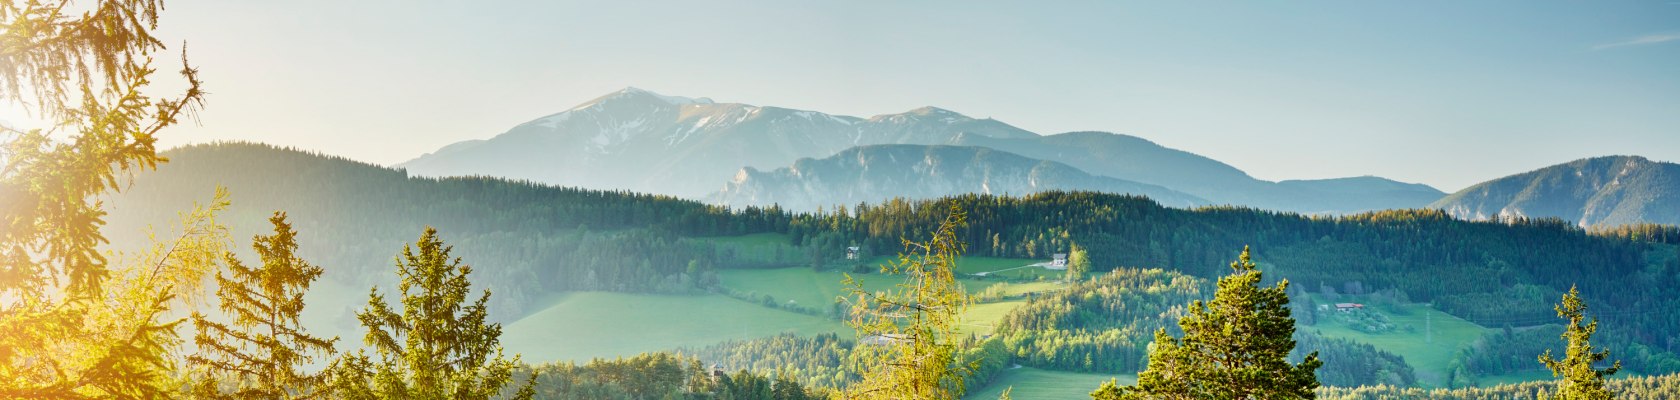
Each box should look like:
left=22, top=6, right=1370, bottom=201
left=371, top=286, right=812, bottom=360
left=402, top=88, right=1444, bottom=214
left=947, top=131, right=1445, bottom=213
left=398, top=88, right=1036, bottom=198
left=708, top=144, right=1207, bottom=212
left=1430, top=156, right=1680, bottom=227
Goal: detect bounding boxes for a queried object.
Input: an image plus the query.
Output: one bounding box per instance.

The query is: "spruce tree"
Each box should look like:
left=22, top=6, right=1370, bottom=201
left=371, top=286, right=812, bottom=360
left=328, top=227, right=534, bottom=400
left=1538, top=285, right=1620, bottom=400
left=1099, top=246, right=1321, bottom=399
left=190, top=212, right=338, bottom=399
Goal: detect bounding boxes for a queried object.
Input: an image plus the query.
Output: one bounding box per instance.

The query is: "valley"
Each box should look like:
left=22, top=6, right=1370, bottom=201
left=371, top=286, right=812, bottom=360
left=91, top=142, right=1680, bottom=399
left=11, top=2, right=1679, bottom=398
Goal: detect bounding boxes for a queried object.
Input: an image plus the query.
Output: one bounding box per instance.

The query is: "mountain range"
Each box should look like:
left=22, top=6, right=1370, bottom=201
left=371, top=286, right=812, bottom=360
left=1430, top=155, right=1680, bottom=227
left=399, top=88, right=1038, bottom=198
left=944, top=131, right=1446, bottom=213
left=399, top=88, right=1679, bottom=226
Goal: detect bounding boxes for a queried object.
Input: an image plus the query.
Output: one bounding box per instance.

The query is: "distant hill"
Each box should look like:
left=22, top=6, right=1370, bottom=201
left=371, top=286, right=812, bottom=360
left=948, top=131, right=1445, bottom=213
left=1276, top=176, right=1446, bottom=215
left=707, top=144, right=1206, bottom=211
left=101, top=142, right=798, bottom=331
left=1429, top=155, right=1680, bottom=227
left=398, top=87, right=1036, bottom=198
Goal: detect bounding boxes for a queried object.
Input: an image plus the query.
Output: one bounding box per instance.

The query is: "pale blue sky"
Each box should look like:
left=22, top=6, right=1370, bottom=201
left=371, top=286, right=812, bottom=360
left=40, top=1, right=1680, bottom=191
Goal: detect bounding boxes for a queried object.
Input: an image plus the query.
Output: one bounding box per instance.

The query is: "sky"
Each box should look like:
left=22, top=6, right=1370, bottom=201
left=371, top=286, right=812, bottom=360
left=8, top=1, right=1678, bottom=192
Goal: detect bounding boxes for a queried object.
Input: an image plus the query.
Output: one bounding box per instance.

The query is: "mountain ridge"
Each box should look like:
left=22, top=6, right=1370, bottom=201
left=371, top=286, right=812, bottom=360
left=946, top=130, right=1445, bottom=213
left=707, top=144, right=1207, bottom=211
left=1429, top=155, right=1680, bottom=227
left=399, top=87, right=1039, bottom=197
left=401, top=88, right=1444, bottom=214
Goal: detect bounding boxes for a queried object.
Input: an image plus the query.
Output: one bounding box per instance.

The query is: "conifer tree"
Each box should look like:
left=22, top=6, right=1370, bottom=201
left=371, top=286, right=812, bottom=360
left=840, top=205, right=973, bottom=399
left=190, top=212, right=338, bottom=399
left=1538, top=285, right=1620, bottom=400
left=1, top=0, right=211, bottom=397
left=1099, top=246, right=1321, bottom=399
left=1090, top=379, right=1124, bottom=400
left=328, top=227, right=534, bottom=400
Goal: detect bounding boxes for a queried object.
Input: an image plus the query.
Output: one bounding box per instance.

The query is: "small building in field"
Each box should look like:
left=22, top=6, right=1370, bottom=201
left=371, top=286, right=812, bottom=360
left=1334, top=303, right=1364, bottom=312
left=846, top=246, right=860, bottom=260
left=1046, top=253, right=1069, bottom=270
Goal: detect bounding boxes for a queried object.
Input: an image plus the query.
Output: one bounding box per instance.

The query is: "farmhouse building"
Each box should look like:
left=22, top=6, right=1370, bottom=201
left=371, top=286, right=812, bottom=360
left=1046, top=253, right=1068, bottom=270
left=1334, top=303, right=1364, bottom=312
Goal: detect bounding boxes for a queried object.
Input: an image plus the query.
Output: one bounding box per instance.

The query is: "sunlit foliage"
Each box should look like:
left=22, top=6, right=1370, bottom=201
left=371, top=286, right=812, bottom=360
left=1, top=0, right=211, bottom=397
left=1099, top=247, right=1321, bottom=399
left=841, top=205, right=973, bottom=399
left=1538, top=285, right=1620, bottom=400
left=189, top=212, right=338, bottom=399
left=327, top=228, right=534, bottom=400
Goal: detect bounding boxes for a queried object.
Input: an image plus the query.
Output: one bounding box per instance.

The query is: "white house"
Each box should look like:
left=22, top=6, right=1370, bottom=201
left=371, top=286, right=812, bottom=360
left=1046, top=253, right=1069, bottom=270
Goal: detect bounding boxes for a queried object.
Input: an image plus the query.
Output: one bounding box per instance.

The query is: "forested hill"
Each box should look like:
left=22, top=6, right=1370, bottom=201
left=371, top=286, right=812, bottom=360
left=1430, top=155, right=1680, bottom=227
left=103, top=142, right=794, bottom=321
left=104, top=143, right=1680, bottom=373
left=789, top=194, right=1680, bottom=372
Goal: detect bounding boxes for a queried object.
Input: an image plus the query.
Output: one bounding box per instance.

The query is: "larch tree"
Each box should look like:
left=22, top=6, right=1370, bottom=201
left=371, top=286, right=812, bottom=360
left=2, top=0, right=218, bottom=398
left=1066, top=243, right=1090, bottom=282
left=328, top=227, right=534, bottom=400
left=189, top=212, right=338, bottom=399
left=840, top=205, right=973, bottom=400
left=1099, top=246, right=1321, bottom=400
left=1538, top=285, right=1620, bottom=400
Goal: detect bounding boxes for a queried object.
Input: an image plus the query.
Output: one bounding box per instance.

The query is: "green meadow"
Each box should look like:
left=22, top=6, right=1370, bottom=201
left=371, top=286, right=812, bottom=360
left=964, top=367, right=1136, bottom=400
left=500, top=292, right=848, bottom=363
left=957, top=300, right=1027, bottom=336
left=1300, top=295, right=1492, bottom=387
left=716, top=264, right=1022, bottom=310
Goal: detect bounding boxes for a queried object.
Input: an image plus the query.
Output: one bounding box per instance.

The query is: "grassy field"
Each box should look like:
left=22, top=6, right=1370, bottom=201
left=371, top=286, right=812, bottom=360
left=957, top=300, right=1026, bottom=336
left=1300, top=295, right=1491, bottom=388
left=717, top=267, right=1002, bottom=311
left=1478, top=369, right=1556, bottom=386
left=718, top=265, right=1058, bottom=337
left=964, top=367, right=1136, bottom=400
left=954, top=256, right=1065, bottom=280
left=978, top=281, right=1065, bottom=298
left=500, top=292, right=848, bottom=363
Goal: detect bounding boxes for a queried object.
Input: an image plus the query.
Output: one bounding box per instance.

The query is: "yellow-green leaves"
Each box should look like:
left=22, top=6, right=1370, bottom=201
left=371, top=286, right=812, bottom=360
left=841, top=205, right=973, bottom=400
left=3, top=0, right=208, bottom=394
